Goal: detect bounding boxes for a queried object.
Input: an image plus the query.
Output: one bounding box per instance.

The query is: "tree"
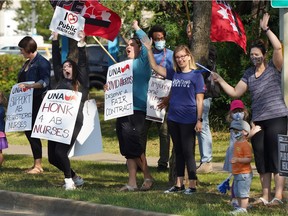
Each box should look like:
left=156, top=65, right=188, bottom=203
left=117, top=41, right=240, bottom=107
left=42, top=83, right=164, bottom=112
left=14, top=0, right=53, bottom=40
left=0, top=0, right=12, bottom=10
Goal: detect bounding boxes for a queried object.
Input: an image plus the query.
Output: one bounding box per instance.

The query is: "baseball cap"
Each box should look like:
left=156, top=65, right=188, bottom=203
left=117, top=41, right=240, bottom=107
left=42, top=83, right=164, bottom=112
left=229, top=120, right=250, bottom=134
left=230, top=100, right=244, bottom=111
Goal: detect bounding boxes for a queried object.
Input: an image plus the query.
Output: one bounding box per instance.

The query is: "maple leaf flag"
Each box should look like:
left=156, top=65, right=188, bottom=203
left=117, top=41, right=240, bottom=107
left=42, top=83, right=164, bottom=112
left=210, top=0, right=247, bottom=53
left=50, top=0, right=121, bottom=41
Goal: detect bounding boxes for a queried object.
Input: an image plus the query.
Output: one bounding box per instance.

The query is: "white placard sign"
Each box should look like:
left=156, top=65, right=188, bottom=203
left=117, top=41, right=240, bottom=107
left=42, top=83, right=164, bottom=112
left=146, top=77, right=171, bottom=123
left=31, top=89, right=82, bottom=145
left=49, top=6, right=85, bottom=41
left=104, top=59, right=133, bottom=121
left=68, top=99, right=103, bottom=157
left=5, top=82, right=34, bottom=132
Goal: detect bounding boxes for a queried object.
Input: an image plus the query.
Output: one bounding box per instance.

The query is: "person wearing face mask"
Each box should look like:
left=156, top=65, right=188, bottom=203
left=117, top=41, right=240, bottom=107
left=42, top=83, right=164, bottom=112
left=229, top=120, right=253, bottom=215
left=140, top=25, right=174, bottom=172
left=221, top=99, right=249, bottom=208
left=212, top=13, right=287, bottom=206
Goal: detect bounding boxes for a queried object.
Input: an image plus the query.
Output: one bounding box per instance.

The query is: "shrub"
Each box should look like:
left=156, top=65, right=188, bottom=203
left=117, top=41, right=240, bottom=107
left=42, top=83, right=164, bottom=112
left=0, top=54, right=25, bottom=95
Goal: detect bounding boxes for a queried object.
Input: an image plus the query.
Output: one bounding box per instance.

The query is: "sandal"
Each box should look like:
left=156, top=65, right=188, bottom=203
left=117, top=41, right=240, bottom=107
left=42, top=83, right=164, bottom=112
left=140, top=178, right=154, bottom=191
left=268, top=197, right=283, bottom=206
left=26, top=167, right=44, bottom=174
left=119, top=184, right=138, bottom=192
left=251, top=197, right=269, bottom=206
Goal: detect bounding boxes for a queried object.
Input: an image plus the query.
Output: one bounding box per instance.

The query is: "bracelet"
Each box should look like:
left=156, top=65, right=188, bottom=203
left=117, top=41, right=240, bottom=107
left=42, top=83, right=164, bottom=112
left=263, top=27, right=270, bottom=33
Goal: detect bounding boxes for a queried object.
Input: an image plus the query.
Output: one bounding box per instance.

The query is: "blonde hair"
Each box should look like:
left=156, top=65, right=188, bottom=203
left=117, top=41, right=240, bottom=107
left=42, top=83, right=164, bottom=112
left=173, top=45, right=197, bottom=72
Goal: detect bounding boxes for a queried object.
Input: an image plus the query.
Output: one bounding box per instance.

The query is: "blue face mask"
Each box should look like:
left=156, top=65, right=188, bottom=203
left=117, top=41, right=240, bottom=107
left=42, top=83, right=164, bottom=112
left=154, top=40, right=166, bottom=51
left=232, top=112, right=244, bottom=121
left=232, top=131, right=243, bottom=140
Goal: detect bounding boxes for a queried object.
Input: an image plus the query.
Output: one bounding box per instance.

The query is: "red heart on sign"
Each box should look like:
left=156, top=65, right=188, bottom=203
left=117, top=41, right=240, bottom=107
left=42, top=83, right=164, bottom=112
left=68, top=13, right=78, bottom=24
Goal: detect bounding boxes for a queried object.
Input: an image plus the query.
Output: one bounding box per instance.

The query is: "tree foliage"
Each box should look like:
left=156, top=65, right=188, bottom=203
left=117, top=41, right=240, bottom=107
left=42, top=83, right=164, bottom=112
left=13, top=0, right=53, bottom=41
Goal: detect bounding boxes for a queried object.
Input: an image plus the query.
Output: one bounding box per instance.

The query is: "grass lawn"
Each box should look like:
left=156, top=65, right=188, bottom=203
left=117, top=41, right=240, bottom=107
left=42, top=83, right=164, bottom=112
left=1, top=90, right=287, bottom=215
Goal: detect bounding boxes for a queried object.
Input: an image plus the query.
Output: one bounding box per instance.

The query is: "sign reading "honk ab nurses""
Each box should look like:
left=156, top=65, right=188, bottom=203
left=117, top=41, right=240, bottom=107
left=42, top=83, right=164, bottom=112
left=31, top=89, right=82, bottom=145
left=49, top=6, right=85, bottom=41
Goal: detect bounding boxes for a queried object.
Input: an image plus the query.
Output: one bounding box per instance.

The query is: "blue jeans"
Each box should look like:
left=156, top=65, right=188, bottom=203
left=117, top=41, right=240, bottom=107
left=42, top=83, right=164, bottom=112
left=196, top=98, right=213, bottom=163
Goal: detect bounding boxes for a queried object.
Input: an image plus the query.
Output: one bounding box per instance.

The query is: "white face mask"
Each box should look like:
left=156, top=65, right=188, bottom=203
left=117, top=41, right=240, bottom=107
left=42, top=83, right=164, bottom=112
left=232, top=131, right=243, bottom=140
left=154, top=40, right=166, bottom=51
left=232, top=112, right=244, bottom=121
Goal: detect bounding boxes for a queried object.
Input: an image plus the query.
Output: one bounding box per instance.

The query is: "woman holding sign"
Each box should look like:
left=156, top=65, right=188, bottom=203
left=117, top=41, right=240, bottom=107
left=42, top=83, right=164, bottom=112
left=109, top=20, right=154, bottom=192
left=48, top=31, right=89, bottom=190
left=17, top=36, right=51, bottom=174
left=142, top=40, right=205, bottom=194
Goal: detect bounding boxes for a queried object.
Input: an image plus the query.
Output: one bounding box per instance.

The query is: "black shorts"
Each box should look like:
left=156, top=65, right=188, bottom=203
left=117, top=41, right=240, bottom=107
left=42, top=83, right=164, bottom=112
left=116, top=111, right=146, bottom=159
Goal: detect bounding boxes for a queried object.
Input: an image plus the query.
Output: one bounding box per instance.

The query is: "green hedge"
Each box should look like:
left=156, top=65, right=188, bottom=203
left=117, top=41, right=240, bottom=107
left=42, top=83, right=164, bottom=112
left=0, top=54, right=25, bottom=95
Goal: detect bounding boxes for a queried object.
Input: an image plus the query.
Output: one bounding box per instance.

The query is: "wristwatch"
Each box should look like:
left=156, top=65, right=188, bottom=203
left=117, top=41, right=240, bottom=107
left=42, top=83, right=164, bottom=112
left=197, top=118, right=203, bottom=122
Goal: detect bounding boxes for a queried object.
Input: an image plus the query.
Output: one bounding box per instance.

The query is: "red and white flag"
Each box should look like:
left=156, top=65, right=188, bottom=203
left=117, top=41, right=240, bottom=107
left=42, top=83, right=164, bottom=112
left=50, top=0, right=121, bottom=41
left=210, top=0, right=247, bottom=53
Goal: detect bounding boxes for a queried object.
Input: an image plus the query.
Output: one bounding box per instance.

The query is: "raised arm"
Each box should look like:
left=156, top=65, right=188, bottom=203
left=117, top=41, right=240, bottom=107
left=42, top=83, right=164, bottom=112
left=260, top=13, right=283, bottom=71
left=212, top=72, right=247, bottom=98
left=141, top=35, right=167, bottom=78
left=51, top=32, right=62, bottom=82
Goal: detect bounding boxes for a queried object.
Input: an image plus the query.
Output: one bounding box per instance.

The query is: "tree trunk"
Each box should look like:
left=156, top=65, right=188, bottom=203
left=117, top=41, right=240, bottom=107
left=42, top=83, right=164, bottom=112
left=168, top=1, right=212, bottom=186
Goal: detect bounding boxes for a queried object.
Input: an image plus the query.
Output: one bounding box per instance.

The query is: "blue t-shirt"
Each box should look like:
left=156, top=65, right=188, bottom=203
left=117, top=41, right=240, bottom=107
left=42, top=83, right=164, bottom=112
left=166, top=69, right=205, bottom=124
left=153, top=48, right=174, bottom=75
left=132, top=29, right=151, bottom=111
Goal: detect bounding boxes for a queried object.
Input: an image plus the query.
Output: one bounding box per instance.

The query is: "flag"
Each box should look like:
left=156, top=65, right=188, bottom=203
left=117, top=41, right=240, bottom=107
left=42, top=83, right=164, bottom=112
left=50, top=0, right=121, bottom=41
left=210, top=0, right=247, bottom=53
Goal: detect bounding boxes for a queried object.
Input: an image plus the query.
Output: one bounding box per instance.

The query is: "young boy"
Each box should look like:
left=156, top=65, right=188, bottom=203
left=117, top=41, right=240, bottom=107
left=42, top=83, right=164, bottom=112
left=229, top=120, right=253, bottom=215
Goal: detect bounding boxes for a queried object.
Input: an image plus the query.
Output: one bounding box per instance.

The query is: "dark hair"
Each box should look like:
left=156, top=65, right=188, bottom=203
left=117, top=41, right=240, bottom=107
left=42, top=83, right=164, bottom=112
left=18, top=36, right=37, bottom=53
left=130, top=36, right=142, bottom=47
left=62, top=59, right=79, bottom=91
left=148, top=25, right=166, bottom=39
left=250, top=39, right=266, bottom=55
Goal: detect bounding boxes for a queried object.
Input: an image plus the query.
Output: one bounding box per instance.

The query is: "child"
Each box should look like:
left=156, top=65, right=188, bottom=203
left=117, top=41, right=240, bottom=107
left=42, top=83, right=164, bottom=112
left=0, top=91, right=8, bottom=166
left=229, top=120, right=253, bottom=215
left=223, top=100, right=249, bottom=207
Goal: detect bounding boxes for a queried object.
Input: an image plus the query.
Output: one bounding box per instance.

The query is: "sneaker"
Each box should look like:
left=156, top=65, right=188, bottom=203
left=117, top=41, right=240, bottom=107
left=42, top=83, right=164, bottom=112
left=197, top=162, right=213, bottom=174
left=157, top=165, right=168, bottom=172
left=230, top=208, right=247, bottom=215
left=73, top=175, right=84, bottom=186
left=184, top=187, right=196, bottom=195
left=231, top=199, right=239, bottom=209
left=164, top=185, right=185, bottom=194
left=64, top=178, right=76, bottom=191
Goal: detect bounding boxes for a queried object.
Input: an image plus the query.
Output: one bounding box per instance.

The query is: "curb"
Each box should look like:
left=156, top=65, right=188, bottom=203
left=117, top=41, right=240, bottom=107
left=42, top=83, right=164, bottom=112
left=0, top=190, right=178, bottom=216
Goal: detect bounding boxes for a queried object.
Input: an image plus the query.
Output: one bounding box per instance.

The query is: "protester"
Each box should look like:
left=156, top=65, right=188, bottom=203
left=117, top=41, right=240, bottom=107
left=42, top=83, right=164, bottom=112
left=0, top=91, right=8, bottom=166
left=17, top=36, right=51, bottom=174
left=112, top=20, right=153, bottom=191
left=229, top=120, right=253, bottom=215
left=48, top=31, right=89, bottom=190
left=212, top=13, right=286, bottom=205
left=187, top=22, right=217, bottom=174
left=223, top=99, right=249, bottom=208
left=143, top=37, right=205, bottom=194
left=141, top=25, right=173, bottom=172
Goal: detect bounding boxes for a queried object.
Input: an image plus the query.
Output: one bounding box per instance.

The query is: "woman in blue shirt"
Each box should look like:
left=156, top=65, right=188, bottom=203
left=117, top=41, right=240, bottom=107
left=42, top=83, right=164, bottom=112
left=143, top=40, right=205, bottom=194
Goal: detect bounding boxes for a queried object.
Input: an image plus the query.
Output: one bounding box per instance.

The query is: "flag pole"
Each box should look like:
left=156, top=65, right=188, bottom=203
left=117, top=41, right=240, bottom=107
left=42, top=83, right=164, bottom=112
left=184, top=0, right=192, bottom=30
left=93, top=36, right=117, bottom=64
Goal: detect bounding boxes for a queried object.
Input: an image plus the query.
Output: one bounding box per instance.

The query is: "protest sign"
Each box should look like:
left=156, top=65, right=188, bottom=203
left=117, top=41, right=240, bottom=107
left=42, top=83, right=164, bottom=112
left=68, top=99, right=103, bottom=157
left=278, top=134, right=288, bottom=176
left=146, top=77, right=172, bottom=123
left=5, top=82, right=34, bottom=132
left=31, top=89, right=82, bottom=145
left=104, top=59, right=133, bottom=121
left=49, top=6, right=85, bottom=41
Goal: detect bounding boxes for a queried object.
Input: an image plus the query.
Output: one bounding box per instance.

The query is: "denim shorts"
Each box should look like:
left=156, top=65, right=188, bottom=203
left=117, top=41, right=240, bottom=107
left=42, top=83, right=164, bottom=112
left=233, top=172, right=253, bottom=198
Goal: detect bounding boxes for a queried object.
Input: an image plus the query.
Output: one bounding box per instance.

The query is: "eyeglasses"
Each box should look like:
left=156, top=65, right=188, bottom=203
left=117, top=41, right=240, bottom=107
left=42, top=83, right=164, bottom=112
left=175, top=55, right=188, bottom=60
